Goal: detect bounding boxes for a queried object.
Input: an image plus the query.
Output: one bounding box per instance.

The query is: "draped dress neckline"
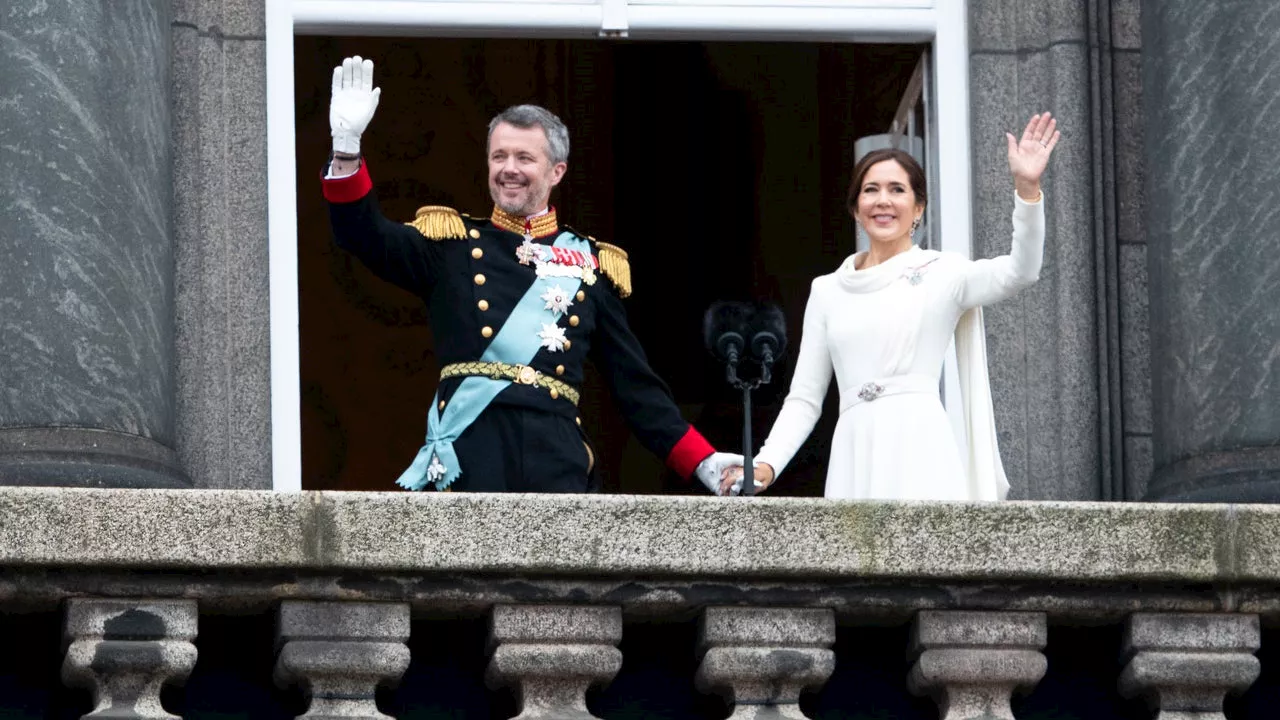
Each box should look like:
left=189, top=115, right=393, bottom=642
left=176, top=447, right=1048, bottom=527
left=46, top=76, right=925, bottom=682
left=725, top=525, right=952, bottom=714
left=835, top=245, right=928, bottom=294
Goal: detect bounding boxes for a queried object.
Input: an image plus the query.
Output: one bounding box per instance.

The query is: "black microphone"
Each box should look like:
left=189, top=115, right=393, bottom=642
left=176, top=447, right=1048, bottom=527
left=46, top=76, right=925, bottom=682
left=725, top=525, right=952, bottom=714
left=703, top=301, right=754, bottom=383
left=748, top=302, right=787, bottom=384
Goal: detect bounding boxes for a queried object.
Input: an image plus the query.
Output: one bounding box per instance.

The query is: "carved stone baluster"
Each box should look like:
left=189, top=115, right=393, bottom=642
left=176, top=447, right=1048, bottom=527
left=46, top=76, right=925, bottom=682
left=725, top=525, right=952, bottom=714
left=909, top=610, right=1047, bottom=720
left=486, top=604, right=623, bottom=720
left=695, top=607, right=836, bottom=719
left=61, top=598, right=198, bottom=720
left=1119, top=613, right=1260, bottom=720
left=274, top=601, right=411, bottom=720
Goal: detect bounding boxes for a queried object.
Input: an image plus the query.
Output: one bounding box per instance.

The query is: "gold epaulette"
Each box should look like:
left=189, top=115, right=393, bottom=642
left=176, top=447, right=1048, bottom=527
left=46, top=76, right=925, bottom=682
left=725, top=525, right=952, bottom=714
left=407, top=205, right=467, bottom=240
left=594, top=241, right=632, bottom=298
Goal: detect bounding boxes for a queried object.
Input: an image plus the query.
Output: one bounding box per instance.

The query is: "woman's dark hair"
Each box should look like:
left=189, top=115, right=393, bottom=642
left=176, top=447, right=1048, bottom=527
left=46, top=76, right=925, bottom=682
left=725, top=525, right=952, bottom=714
left=846, top=148, right=928, bottom=219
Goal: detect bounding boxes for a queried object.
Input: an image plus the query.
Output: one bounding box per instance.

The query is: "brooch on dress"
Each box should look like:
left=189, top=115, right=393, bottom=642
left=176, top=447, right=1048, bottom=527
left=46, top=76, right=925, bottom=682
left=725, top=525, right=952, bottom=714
left=902, top=258, right=940, bottom=286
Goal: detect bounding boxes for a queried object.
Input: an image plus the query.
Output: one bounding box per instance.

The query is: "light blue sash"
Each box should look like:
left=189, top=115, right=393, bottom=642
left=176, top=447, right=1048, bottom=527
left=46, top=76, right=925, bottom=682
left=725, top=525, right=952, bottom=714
left=397, top=231, right=590, bottom=490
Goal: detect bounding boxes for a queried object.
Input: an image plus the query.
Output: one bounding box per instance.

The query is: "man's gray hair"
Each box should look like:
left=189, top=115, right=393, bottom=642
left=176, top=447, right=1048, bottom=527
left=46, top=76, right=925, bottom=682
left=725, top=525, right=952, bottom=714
left=487, top=105, right=570, bottom=165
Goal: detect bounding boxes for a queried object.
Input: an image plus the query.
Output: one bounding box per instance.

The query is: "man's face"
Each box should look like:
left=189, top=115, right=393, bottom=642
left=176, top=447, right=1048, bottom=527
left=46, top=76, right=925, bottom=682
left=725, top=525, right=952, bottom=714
left=487, top=122, right=567, bottom=217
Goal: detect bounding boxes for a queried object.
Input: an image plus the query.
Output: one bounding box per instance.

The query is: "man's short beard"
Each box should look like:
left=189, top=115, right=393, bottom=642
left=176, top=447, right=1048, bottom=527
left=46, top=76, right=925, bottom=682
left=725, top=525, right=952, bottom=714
left=491, top=186, right=543, bottom=217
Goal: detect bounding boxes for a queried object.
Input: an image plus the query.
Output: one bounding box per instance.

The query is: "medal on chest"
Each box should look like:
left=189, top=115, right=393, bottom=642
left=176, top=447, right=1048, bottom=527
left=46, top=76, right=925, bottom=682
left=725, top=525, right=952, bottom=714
left=518, top=242, right=599, bottom=286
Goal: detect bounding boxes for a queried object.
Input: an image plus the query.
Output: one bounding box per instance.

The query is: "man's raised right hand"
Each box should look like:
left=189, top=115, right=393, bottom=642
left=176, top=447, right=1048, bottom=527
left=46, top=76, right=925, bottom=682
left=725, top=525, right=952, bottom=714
left=330, top=56, right=381, bottom=156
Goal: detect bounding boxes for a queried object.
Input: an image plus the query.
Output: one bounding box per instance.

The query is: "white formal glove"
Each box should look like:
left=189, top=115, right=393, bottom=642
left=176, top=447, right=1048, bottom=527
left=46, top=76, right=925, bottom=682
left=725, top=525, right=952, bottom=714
left=330, top=55, right=382, bottom=156
left=693, top=452, right=745, bottom=496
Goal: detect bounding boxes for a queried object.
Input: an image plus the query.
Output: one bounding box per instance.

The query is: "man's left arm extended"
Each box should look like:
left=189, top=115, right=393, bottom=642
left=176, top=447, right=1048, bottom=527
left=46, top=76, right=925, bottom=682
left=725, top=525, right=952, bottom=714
left=588, top=286, right=741, bottom=494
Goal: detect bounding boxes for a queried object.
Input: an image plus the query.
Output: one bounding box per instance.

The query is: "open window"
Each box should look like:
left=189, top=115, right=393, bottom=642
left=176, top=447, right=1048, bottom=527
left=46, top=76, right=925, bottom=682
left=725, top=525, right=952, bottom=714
left=266, top=0, right=973, bottom=491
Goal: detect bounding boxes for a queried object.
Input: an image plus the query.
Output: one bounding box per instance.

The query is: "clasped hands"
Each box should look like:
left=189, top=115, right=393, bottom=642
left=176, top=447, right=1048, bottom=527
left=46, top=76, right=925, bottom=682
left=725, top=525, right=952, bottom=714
left=693, top=453, right=776, bottom=497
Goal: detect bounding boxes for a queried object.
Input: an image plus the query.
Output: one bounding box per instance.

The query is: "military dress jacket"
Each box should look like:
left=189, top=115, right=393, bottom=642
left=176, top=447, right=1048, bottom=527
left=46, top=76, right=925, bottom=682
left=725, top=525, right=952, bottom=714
left=322, top=162, right=715, bottom=480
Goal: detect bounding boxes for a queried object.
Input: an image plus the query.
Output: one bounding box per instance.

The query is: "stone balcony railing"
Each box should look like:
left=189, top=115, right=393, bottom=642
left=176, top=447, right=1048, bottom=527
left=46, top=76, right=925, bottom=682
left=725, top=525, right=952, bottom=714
left=2, top=488, right=1279, bottom=719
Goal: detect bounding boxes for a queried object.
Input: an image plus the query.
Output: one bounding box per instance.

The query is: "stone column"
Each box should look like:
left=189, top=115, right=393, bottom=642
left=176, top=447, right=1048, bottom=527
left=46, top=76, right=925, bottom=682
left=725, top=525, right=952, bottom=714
left=908, top=611, right=1047, bottom=720
left=486, top=604, right=623, bottom=720
left=1119, top=613, right=1260, bottom=719
left=1143, top=1, right=1280, bottom=500
left=0, top=2, right=185, bottom=488
left=695, top=607, right=835, bottom=720
left=274, top=601, right=412, bottom=720
left=61, top=599, right=198, bottom=720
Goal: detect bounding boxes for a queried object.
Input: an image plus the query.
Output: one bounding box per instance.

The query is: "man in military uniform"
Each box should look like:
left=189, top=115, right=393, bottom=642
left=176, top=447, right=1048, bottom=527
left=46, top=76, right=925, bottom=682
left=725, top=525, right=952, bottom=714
left=322, top=55, right=741, bottom=494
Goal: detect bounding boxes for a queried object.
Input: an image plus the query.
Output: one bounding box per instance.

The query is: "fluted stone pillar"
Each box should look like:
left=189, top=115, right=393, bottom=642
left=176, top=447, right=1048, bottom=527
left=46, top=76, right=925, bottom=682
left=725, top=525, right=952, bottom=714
left=61, top=599, right=198, bottom=720
left=908, top=611, right=1047, bottom=720
left=1119, top=613, right=1260, bottom=720
left=1143, top=2, right=1280, bottom=500
left=0, top=2, right=185, bottom=487
left=274, top=601, right=411, bottom=720
left=695, top=607, right=835, bottom=720
left=486, top=605, right=623, bottom=720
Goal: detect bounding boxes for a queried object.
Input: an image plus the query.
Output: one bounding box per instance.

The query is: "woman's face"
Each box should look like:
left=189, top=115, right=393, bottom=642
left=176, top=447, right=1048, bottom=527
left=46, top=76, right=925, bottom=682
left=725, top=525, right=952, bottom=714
left=854, top=159, right=925, bottom=246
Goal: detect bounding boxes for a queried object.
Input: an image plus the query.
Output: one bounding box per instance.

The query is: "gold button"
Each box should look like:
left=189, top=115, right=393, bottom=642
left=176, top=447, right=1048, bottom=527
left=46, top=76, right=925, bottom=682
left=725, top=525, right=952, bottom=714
left=562, top=339, right=571, bottom=350
left=474, top=273, right=486, bottom=286
left=481, top=326, right=493, bottom=338
left=569, top=315, right=580, bottom=327
left=469, top=229, right=480, bottom=239
left=576, top=290, right=585, bottom=302
left=549, top=388, right=559, bottom=400
left=438, top=400, right=446, bottom=411
left=478, top=299, right=489, bottom=311
left=575, top=417, right=581, bottom=426
left=555, top=365, right=565, bottom=376
left=471, top=247, right=483, bottom=259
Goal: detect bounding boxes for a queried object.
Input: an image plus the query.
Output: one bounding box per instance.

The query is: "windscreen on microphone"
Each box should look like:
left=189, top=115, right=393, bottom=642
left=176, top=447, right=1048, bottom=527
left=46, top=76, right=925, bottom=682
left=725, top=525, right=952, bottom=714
left=702, top=301, right=754, bottom=362
left=748, top=302, right=787, bottom=361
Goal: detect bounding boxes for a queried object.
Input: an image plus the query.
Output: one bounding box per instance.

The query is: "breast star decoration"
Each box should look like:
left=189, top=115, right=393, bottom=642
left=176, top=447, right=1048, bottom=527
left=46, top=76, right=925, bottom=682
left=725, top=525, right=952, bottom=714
left=539, top=323, right=568, bottom=352
left=540, top=285, right=574, bottom=316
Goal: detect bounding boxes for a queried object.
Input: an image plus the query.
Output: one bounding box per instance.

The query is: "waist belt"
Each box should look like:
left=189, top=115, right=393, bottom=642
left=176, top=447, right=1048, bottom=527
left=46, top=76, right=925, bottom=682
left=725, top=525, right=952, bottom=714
left=441, top=361, right=581, bottom=406
left=840, top=373, right=939, bottom=414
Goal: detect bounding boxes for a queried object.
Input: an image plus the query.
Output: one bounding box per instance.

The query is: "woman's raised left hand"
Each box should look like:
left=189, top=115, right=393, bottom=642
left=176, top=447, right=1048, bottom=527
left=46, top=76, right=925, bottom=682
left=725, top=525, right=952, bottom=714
left=1006, top=112, right=1060, bottom=200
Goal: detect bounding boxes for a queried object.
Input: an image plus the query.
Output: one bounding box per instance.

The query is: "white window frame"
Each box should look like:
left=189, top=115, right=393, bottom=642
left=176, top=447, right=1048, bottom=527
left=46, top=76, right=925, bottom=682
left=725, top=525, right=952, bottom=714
left=264, top=0, right=972, bottom=491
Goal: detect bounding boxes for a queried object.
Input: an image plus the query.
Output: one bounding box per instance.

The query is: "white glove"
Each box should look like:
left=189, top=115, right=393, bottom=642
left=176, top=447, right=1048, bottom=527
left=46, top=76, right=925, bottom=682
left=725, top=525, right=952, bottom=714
left=693, top=452, right=745, bottom=496
left=330, top=55, right=382, bottom=156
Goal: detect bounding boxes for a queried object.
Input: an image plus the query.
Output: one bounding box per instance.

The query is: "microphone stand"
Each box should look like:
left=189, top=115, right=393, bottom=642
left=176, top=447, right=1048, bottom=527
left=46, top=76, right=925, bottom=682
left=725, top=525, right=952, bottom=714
left=725, top=348, right=774, bottom=497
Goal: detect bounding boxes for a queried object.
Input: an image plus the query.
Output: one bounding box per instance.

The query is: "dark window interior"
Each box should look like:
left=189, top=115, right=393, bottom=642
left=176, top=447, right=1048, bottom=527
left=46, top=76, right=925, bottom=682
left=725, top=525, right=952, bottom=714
left=294, top=37, right=924, bottom=493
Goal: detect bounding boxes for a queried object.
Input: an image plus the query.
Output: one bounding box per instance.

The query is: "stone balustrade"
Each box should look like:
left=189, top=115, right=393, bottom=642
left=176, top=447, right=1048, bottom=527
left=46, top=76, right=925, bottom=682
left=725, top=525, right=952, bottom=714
left=2, top=489, right=1279, bottom=717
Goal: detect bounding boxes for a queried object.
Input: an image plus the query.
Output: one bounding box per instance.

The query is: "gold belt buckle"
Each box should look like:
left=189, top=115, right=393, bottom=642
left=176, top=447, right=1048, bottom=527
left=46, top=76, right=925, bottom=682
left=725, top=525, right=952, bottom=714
left=514, top=364, right=539, bottom=385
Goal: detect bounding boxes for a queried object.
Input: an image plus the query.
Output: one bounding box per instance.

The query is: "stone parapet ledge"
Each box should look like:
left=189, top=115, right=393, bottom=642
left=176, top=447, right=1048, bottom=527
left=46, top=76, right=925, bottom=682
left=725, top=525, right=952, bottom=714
left=3, top=489, right=1280, bottom=618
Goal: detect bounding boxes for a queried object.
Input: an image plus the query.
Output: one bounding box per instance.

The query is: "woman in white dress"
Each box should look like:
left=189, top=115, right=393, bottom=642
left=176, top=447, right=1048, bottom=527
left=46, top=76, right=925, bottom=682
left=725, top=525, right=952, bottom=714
left=724, top=112, right=1060, bottom=501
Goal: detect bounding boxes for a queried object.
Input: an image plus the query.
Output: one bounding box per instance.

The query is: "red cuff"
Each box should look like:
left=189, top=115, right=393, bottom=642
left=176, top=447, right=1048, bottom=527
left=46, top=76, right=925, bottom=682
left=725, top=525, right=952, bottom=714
left=666, top=426, right=715, bottom=480
left=322, top=161, right=373, bottom=203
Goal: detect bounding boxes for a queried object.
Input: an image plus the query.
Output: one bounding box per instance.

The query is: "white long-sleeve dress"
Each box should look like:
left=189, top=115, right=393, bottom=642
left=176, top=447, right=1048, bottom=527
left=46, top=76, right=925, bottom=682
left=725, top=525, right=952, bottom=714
left=753, top=193, right=1045, bottom=501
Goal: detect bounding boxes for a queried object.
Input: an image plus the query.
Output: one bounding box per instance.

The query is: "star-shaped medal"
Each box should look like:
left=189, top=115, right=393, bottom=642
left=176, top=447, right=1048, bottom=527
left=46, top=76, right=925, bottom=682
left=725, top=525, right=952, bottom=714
left=538, top=323, right=568, bottom=352
left=541, top=285, right=574, bottom=316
